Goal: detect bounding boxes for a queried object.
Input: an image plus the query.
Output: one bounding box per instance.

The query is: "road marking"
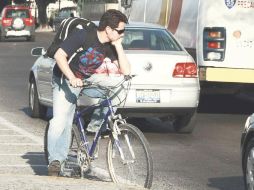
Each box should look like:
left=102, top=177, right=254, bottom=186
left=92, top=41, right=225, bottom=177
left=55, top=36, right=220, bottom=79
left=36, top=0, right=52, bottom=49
left=0, top=164, right=47, bottom=167
left=0, top=153, right=44, bottom=156
left=0, top=116, right=43, bottom=145
left=0, top=129, right=12, bottom=131
left=0, top=143, right=42, bottom=146
left=0, top=135, right=25, bottom=137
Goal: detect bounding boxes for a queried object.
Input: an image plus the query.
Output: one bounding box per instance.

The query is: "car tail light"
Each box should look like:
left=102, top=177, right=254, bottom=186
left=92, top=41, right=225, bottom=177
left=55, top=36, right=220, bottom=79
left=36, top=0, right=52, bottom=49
left=203, top=27, right=226, bottom=61
left=173, top=62, right=198, bottom=78
left=2, top=18, right=12, bottom=27
left=24, top=18, right=34, bottom=26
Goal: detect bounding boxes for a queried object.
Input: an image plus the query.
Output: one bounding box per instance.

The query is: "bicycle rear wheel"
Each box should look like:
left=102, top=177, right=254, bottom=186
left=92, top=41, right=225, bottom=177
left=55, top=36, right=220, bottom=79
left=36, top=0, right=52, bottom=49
left=107, top=123, right=153, bottom=189
left=44, top=123, right=82, bottom=177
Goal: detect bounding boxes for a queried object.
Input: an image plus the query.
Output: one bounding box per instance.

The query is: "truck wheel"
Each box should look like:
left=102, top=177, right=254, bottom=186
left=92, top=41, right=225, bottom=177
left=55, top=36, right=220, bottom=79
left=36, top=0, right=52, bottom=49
left=173, top=112, right=197, bottom=133
left=29, top=77, right=47, bottom=118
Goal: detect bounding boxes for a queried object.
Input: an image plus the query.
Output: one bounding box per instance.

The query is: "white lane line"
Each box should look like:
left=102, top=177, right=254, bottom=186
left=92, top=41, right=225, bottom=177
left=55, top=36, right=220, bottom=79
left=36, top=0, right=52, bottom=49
left=0, top=143, right=42, bottom=146
left=0, top=116, right=43, bottom=145
left=0, top=165, right=47, bottom=167
left=0, top=135, right=25, bottom=137
left=0, top=153, right=44, bottom=156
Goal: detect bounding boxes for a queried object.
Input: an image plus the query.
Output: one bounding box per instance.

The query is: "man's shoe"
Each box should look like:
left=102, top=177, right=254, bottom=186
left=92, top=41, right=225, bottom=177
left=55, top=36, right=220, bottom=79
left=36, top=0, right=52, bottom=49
left=101, top=128, right=111, bottom=138
left=48, top=160, right=61, bottom=176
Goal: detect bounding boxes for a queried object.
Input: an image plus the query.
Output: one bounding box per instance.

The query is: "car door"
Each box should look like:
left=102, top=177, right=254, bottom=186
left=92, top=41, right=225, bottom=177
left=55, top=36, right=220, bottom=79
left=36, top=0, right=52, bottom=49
left=36, top=56, right=55, bottom=103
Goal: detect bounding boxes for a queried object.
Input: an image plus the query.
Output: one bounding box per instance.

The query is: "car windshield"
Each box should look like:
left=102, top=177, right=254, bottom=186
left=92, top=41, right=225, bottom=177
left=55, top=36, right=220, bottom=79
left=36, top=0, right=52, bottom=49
left=5, top=9, right=29, bottom=18
left=123, top=28, right=182, bottom=51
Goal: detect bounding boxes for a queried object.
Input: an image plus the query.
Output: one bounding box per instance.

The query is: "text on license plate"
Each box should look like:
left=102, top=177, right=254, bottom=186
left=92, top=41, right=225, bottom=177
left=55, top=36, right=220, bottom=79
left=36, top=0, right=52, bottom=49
left=136, top=89, right=160, bottom=103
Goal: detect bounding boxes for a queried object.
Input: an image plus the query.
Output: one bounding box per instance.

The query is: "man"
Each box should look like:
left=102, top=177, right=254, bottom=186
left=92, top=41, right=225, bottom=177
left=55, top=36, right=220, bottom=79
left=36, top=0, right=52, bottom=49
left=47, top=9, right=130, bottom=176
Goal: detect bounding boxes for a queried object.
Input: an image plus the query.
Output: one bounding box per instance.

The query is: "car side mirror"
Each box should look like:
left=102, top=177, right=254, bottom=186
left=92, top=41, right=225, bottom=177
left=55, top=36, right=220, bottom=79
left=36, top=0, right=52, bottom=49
left=31, top=47, right=46, bottom=56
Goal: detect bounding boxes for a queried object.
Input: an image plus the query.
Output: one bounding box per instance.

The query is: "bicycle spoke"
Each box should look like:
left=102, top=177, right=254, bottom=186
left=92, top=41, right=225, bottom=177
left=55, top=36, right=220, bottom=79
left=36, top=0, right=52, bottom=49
left=107, top=123, right=153, bottom=188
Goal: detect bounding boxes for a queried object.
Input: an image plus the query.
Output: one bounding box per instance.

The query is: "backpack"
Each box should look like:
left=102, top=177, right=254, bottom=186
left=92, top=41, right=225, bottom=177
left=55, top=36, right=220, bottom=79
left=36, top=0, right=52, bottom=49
left=46, top=17, right=97, bottom=59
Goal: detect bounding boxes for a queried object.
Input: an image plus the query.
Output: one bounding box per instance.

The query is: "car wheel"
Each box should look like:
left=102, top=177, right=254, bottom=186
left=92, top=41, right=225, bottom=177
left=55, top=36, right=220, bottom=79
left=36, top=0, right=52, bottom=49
left=29, top=77, right=47, bottom=118
left=173, top=112, right=197, bottom=133
left=27, top=35, right=35, bottom=42
left=243, top=137, right=254, bottom=190
left=0, top=33, right=5, bottom=42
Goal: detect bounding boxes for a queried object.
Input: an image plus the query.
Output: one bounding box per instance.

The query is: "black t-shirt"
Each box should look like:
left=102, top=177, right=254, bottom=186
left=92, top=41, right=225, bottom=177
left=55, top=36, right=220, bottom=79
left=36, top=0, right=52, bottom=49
left=53, top=29, right=117, bottom=79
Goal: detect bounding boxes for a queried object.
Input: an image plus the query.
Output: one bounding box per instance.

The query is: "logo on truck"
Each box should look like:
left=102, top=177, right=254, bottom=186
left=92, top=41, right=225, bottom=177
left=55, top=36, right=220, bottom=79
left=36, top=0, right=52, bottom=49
left=225, top=0, right=236, bottom=9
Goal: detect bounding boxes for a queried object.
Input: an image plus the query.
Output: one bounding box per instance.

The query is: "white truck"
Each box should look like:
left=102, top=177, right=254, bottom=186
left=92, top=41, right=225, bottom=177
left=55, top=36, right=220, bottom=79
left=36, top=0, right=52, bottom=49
left=126, top=0, right=254, bottom=94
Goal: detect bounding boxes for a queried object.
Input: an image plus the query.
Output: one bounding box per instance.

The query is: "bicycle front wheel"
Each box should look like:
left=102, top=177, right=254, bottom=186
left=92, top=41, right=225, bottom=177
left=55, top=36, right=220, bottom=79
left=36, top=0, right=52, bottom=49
left=107, top=123, right=153, bottom=189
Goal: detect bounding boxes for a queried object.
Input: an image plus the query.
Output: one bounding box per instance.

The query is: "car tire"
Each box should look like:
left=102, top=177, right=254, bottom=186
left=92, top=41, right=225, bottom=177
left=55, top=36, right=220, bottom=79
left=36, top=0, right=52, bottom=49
left=27, top=35, right=35, bottom=42
left=243, top=137, right=254, bottom=190
left=0, top=33, right=5, bottom=42
left=173, top=112, right=197, bottom=133
left=29, top=77, right=47, bottom=118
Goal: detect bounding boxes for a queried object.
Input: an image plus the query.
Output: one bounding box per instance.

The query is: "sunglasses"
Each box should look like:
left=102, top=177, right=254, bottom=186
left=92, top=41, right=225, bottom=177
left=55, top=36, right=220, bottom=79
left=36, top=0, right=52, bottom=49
left=114, top=28, right=125, bottom=35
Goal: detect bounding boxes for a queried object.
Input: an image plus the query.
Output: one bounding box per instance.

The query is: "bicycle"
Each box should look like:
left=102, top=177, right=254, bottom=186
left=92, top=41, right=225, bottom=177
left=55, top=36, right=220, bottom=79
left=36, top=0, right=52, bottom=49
left=44, top=75, right=153, bottom=189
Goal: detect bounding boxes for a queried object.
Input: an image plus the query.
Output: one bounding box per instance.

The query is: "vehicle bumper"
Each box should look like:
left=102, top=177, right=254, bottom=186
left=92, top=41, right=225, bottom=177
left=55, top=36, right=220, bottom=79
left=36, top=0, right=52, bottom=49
left=117, top=107, right=197, bottom=118
left=6, top=30, right=31, bottom=37
left=77, top=86, right=200, bottom=117
left=2, top=26, right=34, bottom=37
left=199, top=67, right=254, bottom=83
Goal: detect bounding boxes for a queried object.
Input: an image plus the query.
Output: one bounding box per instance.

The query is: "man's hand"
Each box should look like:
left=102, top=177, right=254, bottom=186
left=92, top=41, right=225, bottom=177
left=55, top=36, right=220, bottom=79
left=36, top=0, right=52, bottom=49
left=110, top=37, right=131, bottom=75
left=111, top=37, right=123, bottom=47
left=70, top=77, right=83, bottom=88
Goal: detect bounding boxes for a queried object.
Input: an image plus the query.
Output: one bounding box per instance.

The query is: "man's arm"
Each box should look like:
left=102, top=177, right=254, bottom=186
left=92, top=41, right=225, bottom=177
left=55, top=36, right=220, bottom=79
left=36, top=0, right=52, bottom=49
left=111, top=38, right=131, bottom=75
left=54, top=48, right=83, bottom=87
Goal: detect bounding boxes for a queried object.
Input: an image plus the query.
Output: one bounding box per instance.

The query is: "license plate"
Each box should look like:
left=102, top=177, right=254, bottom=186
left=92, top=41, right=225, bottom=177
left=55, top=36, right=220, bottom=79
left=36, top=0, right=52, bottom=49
left=7, top=30, right=30, bottom=36
left=136, top=89, right=160, bottom=103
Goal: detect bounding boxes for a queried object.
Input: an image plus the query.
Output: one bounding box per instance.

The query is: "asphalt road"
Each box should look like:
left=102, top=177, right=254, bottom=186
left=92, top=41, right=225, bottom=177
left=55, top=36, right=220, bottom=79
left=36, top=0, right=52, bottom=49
left=0, top=32, right=252, bottom=190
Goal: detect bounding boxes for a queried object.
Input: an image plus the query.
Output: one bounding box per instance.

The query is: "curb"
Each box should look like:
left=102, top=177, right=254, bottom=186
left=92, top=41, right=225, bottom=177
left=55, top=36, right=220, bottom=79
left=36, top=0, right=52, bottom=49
left=0, top=174, right=145, bottom=190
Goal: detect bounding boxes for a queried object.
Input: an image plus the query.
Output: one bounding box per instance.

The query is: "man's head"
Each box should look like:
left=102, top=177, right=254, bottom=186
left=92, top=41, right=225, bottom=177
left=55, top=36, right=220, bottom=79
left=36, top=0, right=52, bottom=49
left=98, top=9, right=128, bottom=42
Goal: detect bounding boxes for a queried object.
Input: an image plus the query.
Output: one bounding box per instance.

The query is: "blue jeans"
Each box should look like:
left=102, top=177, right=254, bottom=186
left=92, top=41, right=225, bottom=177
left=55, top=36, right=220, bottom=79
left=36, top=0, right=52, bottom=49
left=47, top=74, right=125, bottom=164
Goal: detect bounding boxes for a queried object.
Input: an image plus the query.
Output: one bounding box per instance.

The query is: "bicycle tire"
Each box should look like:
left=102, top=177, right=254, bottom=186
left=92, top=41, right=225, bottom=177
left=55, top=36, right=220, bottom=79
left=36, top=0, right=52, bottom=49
left=107, top=123, right=153, bottom=189
left=44, top=123, right=82, bottom=177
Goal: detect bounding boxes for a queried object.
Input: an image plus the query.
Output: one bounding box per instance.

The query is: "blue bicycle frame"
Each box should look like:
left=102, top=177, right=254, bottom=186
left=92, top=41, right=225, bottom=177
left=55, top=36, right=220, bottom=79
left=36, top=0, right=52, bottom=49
left=73, top=96, right=114, bottom=158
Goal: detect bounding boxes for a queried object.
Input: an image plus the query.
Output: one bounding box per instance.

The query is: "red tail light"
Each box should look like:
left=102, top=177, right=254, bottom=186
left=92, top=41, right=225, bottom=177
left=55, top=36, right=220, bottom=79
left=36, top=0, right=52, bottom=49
left=2, top=18, right=12, bottom=27
left=203, top=27, right=226, bottom=61
left=173, top=62, right=198, bottom=78
left=208, top=42, right=221, bottom=49
left=24, top=18, right=34, bottom=26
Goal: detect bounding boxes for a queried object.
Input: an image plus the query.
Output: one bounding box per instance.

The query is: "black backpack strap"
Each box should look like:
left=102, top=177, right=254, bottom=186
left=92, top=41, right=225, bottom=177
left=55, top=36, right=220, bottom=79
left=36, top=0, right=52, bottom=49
left=60, top=17, right=76, bottom=40
left=68, top=27, right=97, bottom=65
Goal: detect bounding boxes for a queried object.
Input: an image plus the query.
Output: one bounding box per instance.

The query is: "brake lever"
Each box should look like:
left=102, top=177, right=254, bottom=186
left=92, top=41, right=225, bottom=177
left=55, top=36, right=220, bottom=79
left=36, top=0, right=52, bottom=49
left=124, top=75, right=136, bottom=81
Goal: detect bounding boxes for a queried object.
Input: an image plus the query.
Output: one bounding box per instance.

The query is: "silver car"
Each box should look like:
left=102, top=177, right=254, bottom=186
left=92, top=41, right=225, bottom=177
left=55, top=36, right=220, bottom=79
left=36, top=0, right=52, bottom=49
left=28, top=22, right=200, bottom=133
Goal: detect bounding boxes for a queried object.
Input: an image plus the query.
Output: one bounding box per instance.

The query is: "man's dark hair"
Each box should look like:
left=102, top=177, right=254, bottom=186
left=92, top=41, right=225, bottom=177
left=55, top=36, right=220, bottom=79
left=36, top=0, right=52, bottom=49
left=98, top=9, right=128, bottom=31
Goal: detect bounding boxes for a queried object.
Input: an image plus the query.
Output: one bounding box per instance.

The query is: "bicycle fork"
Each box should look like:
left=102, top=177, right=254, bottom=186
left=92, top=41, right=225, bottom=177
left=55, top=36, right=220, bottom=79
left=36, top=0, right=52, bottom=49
left=110, top=118, right=135, bottom=165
